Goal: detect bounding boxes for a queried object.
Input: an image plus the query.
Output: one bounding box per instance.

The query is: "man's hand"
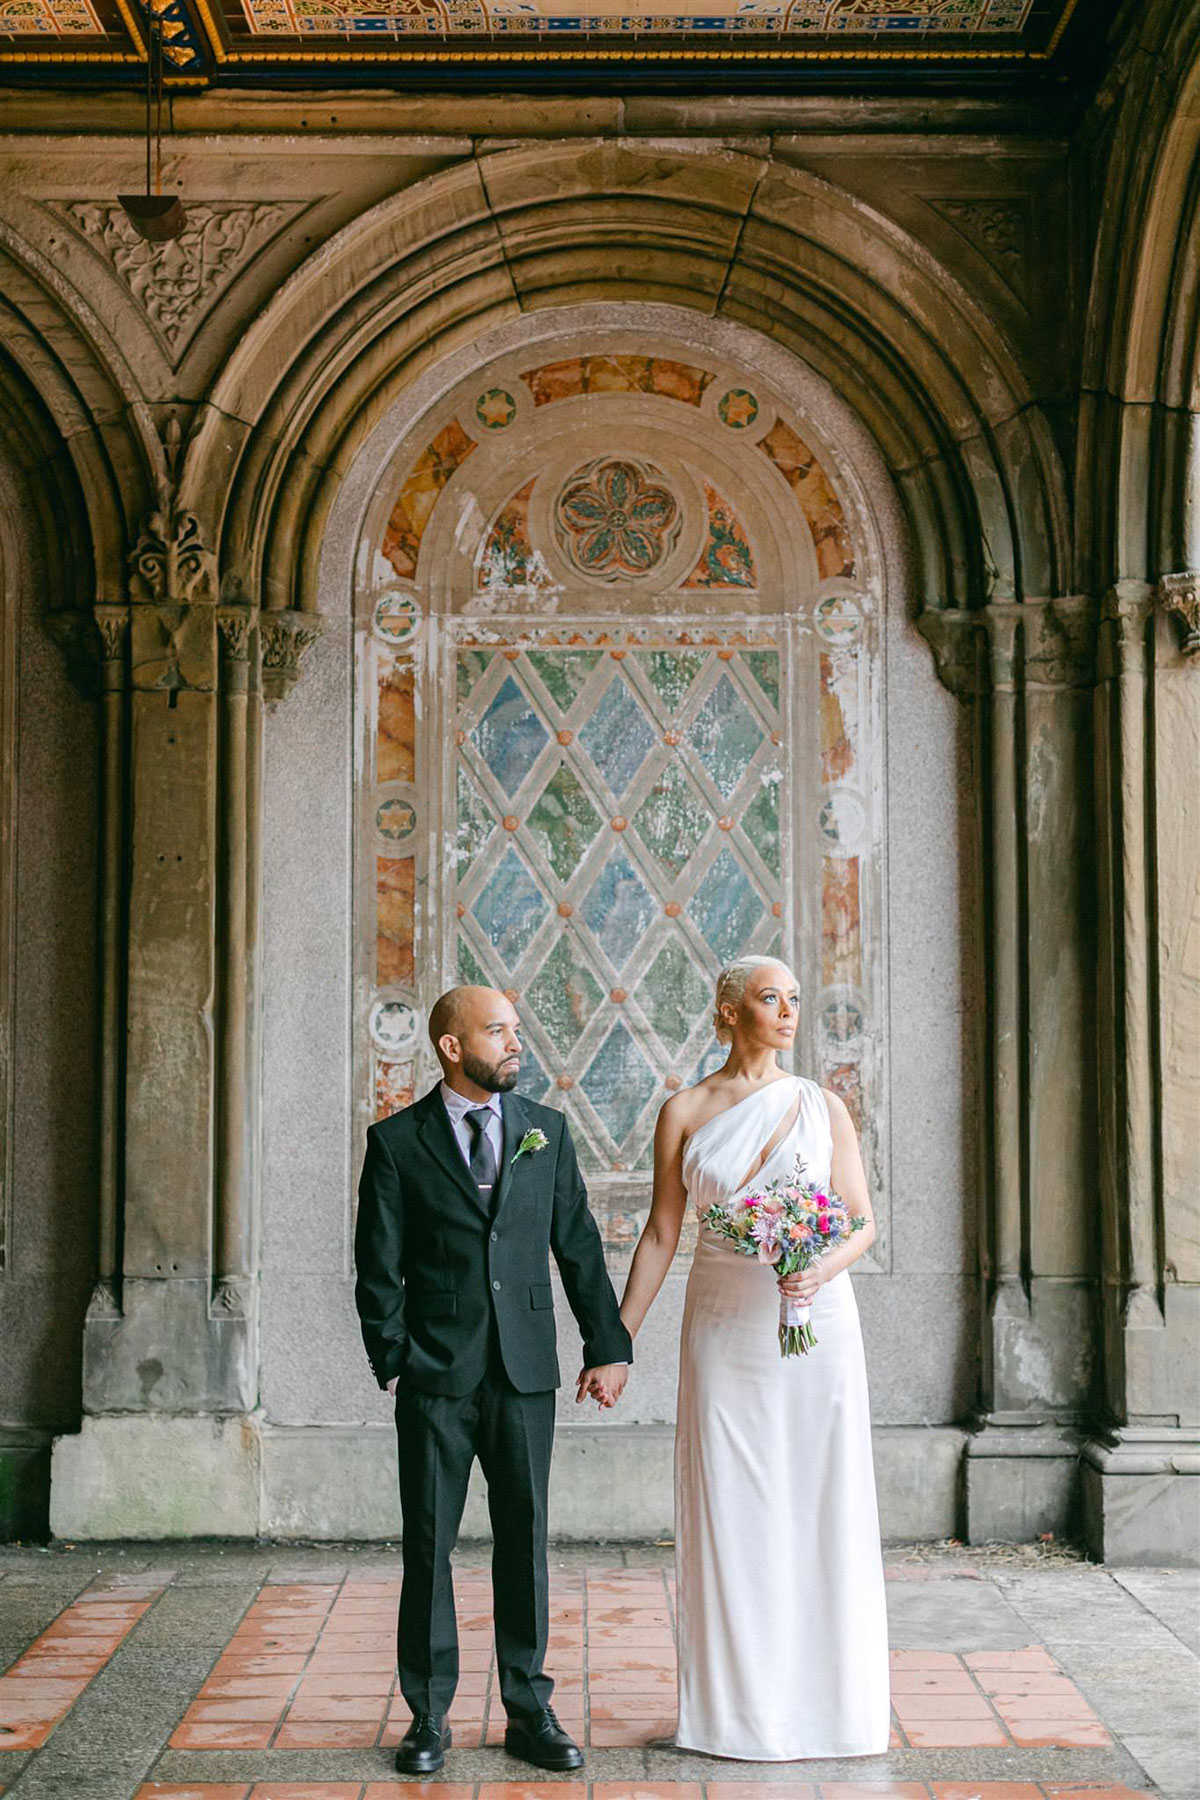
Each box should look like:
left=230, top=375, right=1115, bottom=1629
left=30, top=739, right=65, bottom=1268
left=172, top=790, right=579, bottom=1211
left=575, top=1363, right=628, bottom=1409
left=386, top=1374, right=400, bottom=1396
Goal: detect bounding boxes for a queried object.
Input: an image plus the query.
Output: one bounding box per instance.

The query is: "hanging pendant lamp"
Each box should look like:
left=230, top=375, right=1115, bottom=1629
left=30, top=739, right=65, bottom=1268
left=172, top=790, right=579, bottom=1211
left=118, top=1, right=187, bottom=243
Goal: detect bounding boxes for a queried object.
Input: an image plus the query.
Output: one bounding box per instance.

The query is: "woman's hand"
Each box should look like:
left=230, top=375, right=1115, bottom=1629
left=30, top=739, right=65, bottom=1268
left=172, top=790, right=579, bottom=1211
left=778, top=1264, right=823, bottom=1303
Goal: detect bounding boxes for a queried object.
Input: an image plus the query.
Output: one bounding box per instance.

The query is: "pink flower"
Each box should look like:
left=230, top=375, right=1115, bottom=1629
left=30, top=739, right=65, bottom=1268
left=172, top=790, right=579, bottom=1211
left=759, top=1197, right=784, bottom=1216
left=757, top=1239, right=783, bottom=1264
left=818, top=1215, right=832, bottom=1234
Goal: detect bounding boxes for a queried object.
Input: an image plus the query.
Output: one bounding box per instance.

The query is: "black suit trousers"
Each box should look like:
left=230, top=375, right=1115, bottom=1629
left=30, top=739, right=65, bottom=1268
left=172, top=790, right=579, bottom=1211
left=395, top=1357, right=555, bottom=1719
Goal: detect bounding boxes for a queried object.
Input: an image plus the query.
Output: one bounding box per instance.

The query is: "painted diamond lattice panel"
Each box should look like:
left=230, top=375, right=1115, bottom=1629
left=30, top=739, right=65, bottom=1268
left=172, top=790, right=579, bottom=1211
left=454, top=633, right=786, bottom=1177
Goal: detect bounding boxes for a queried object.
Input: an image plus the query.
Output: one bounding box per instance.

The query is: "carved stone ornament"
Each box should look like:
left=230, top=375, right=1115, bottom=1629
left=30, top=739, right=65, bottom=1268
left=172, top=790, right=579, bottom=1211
left=915, top=607, right=984, bottom=698
left=217, top=605, right=256, bottom=663
left=929, top=198, right=1031, bottom=305
left=57, top=201, right=304, bottom=365
left=260, top=608, right=325, bottom=705
left=1157, top=572, right=1200, bottom=656
left=128, top=493, right=215, bottom=609
left=211, top=1276, right=253, bottom=1321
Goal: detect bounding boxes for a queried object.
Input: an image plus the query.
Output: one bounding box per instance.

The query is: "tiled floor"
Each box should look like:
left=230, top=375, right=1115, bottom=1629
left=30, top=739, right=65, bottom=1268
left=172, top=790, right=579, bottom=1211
left=0, top=1544, right=1195, bottom=1800
left=163, top=1573, right=1111, bottom=1757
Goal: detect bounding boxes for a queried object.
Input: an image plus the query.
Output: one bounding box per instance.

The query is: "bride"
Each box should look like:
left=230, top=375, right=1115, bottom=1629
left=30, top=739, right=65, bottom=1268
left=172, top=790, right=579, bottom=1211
left=616, top=953, right=889, bottom=1761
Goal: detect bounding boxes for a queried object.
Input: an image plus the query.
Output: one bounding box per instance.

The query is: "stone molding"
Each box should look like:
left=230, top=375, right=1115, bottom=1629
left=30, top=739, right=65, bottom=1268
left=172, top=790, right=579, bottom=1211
left=1157, top=571, right=1200, bottom=656
left=260, top=608, right=324, bottom=705
left=916, top=596, right=1097, bottom=698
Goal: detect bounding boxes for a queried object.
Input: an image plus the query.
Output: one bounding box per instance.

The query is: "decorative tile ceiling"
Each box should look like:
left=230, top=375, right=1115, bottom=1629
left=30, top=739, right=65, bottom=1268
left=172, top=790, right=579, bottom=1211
left=0, top=0, right=1096, bottom=75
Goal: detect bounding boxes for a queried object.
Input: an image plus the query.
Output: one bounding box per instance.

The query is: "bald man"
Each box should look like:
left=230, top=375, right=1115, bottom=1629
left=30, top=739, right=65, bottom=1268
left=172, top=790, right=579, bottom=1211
left=354, top=986, right=632, bottom=1776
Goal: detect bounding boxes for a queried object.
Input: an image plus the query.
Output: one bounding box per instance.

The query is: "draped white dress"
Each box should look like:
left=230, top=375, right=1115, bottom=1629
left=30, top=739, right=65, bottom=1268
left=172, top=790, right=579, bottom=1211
left=673, top=1075, right=890, bottom=1761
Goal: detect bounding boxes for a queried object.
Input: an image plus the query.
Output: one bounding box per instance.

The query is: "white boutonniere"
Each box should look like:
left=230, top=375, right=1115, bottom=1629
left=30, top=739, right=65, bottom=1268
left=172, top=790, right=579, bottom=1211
left=512, top=1127, right=548, bottom=1164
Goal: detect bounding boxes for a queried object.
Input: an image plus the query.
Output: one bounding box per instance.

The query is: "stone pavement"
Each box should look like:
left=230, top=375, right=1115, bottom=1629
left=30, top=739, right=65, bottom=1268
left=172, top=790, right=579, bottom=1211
left=0, top=1543, right=1195, bottom=1800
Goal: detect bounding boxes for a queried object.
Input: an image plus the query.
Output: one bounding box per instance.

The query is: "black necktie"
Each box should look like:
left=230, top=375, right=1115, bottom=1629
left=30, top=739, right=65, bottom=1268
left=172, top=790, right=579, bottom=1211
left=464, top=1106, right=498, bottom=1202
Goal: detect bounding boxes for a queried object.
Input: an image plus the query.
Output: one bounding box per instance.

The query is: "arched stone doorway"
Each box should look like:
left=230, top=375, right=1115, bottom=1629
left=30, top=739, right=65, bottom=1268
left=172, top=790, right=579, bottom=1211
left=353, top=321, right=891, bottom=1261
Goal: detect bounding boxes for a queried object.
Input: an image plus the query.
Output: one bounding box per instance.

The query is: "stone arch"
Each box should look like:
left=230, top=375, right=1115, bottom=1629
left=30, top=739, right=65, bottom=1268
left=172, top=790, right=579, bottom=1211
left=0, top=225, right=162, bottom=604
left=194, top=142, right=1072, bottom=635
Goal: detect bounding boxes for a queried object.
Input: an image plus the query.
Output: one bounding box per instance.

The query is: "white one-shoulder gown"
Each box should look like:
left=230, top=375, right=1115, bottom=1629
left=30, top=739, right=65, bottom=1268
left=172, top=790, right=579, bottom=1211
left=674, top=1074, right=890, bottom=1761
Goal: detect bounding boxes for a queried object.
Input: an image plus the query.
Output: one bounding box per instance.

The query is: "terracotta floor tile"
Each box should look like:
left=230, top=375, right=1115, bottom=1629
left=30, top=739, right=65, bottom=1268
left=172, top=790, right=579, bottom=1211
left=133, top=1787, right=251, bottom=1799
left=307, top=1653, right=395, bottom=1673
left=0, top=1677, right=85, bottom=1705
left=363, top=1787, right=475, bottom=1800
left=892, top=1695, right=996, bottom=1720
left=246, top=1786, right=361, bottom=1798
left=8, top=1655, right=107, bottom=1677
left=929, top=1785, right=1041, bottom=1799
left=185, top=1698, right=287, bottom=1723
left=890, top=1672, right=977, bottom=1695
left=816, top=1786, right=931, bottom=1799
left=889, top=1652, right=961, bottom=1670
left=284, top=1694, right=387, bottom=1722
left=212, top=1656, right=309, bottom=1677
left=587, top=1671, right=675, bottom=1689
left=169, top=1722, right=276, bottom=1750
left=591, top=1786, right=703, bottom=1800
left=199, top=1676, right=298, bottom=1700
left=888, top=1727, right=904, bottom=1749
left=273, top=1720, right=380, bottom=1748
left=587, top=1646, right=677, bottom=1669
left=963, top=1650, right=1058, bottom=1672
left=1006, top=1724, right=1112, bottom=1748
left=587, top=1629, right=675, bottom=1647
left=992, top=1697, right=1100, bottom=1719
left=975, top=1674, right=1081, bottom=1697
left=589, top=1721, right=675, bottom=1747
left=477, top=1785, right=588, bottom=1800
left=586, top=1610, right=671, bottom=1628
left=589, top=1698, right=681, bottom=1719
left=901, top=1720, right=1011, bottom=1748
left=363, top=1787, right=474, bottom=1800
left=0, top=1722, right=53, bottom=1749
left=1041, top=1788, right=1154, bottom=1798
left=705, top=1786, right=819, bottom=1799
left=294, top=1670, right=394, bottom=1696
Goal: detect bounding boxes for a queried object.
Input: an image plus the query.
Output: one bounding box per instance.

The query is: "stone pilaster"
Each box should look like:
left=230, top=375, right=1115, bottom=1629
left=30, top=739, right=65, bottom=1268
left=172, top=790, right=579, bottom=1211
left=1081, top=581, right=1200, bottom=1563
left=920, top=599, right=1099, bottom=1539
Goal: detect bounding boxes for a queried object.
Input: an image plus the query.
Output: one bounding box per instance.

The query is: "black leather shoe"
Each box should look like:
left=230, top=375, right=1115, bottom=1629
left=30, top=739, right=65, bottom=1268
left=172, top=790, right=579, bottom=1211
left=395, top=1713, right=451, bottom=1774
left=505, top=1705, right=584, bottom=1771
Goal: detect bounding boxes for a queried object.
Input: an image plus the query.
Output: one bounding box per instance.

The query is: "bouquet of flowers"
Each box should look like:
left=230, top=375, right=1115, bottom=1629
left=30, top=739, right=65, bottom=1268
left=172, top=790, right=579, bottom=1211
left=702, top=1155, right=865, bottom=1356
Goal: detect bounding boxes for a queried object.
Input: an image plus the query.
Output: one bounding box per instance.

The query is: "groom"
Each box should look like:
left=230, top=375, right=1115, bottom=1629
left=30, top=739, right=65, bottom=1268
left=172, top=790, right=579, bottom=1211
left=354, top=985, right=632, bottom=1775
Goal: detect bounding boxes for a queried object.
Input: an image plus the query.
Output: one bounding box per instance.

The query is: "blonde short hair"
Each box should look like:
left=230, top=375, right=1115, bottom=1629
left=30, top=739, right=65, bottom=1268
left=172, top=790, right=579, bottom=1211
left=712, top=955, right=797, bottom=1044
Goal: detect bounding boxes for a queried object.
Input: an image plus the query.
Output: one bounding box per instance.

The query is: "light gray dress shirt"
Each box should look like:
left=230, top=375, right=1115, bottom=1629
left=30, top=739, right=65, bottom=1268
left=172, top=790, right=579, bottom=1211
left=439, top=1081, right=503, bottom=1173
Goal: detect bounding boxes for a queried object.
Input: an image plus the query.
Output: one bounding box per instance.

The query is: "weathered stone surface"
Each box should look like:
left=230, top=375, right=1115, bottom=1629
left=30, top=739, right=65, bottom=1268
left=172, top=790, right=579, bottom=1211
left=50, top=1416, right=260, bottom=1539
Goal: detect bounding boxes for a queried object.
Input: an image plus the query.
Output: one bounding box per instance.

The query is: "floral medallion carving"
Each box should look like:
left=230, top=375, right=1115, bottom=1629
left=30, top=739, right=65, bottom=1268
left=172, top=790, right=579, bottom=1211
left=554, top=457, right=682, bottom=583
left=56, top=200, right=304, bottom=363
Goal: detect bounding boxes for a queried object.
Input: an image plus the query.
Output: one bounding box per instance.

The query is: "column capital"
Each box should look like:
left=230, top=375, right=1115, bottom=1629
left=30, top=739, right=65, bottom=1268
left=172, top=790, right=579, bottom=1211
left=915, top=607, right=984, bottom=698
left=1157, top=571, right=1200, bottom=656
left=260, top=608, right=324, bottom=706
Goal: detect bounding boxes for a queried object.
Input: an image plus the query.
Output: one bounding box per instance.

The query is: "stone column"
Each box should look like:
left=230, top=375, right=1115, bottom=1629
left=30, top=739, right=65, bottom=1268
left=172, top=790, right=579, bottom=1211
left=51, top=476, right=266, bottom=1536
left=1081, top=577, right=1200, bottom=1563
left=920, top=599, right=1099, bottom=1540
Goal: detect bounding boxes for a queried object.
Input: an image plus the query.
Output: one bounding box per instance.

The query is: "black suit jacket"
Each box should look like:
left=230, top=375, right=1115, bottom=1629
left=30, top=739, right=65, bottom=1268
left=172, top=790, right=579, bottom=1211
left=354, top=1086, right=633, bottom=1396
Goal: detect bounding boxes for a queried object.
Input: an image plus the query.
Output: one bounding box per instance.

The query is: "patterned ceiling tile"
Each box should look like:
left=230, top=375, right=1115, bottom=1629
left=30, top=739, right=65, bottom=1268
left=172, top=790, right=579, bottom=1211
left=555, top=456, right=682, bottom=583
left=581, top=848, right=658, bottom=970
left=688, top=846, right=765, bottom=962
left=225, top=0, right=1038, bottom=37
left=578, top=674, right=656, bottom=796
left=471, top=672, right=550, bottom=798
left=580, top=1020, right=658, bottom=1147
left=686, top=672, right=765, bottom=800
left=382, top=420, right=476, bottom=582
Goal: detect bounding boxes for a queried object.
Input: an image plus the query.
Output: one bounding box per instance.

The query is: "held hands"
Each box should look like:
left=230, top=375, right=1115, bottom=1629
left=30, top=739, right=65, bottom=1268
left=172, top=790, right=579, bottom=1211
left=575, top=1362, right=628, bottom=1409
left=777, top=1265, right=824, bottom=1305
